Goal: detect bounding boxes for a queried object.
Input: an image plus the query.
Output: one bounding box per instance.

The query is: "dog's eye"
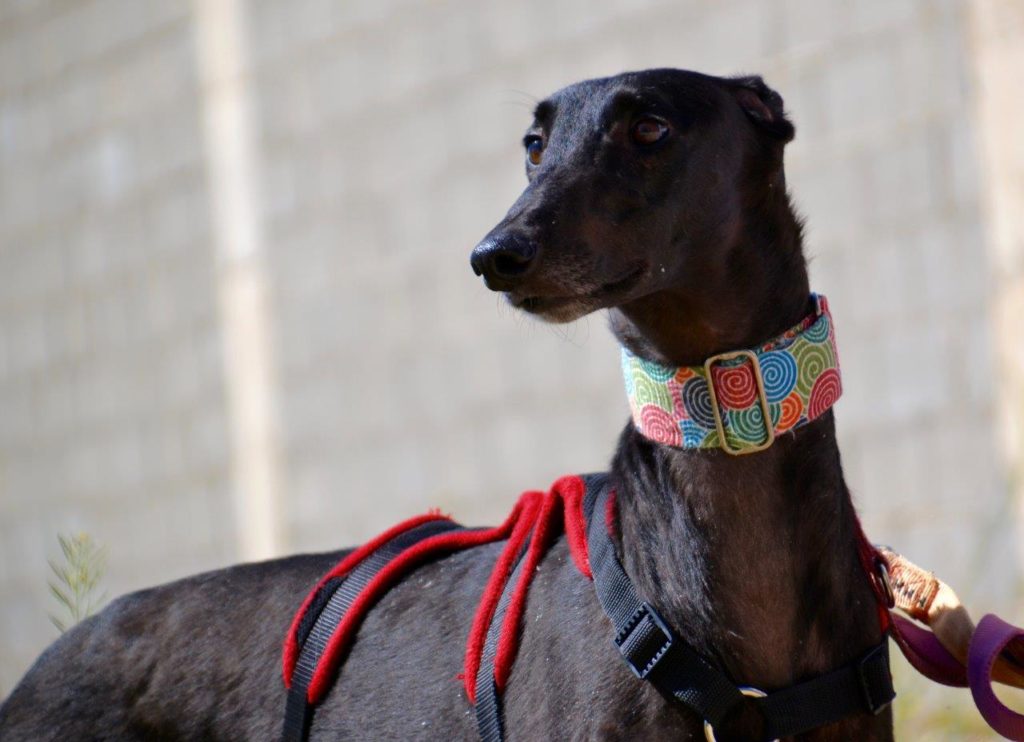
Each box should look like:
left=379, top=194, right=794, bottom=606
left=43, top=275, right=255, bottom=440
left=525, top=136, right=544, bottom=166
left=631, top=117, right=670, bottom=145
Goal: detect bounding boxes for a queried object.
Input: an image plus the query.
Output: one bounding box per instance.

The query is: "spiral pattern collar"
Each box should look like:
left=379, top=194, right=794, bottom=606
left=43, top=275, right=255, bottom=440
left=621, top=294, right=841, bottom=455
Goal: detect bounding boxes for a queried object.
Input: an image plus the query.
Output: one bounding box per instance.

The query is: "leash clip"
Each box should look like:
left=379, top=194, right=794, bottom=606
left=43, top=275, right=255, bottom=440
left=873, top=553, right=896, bottom=609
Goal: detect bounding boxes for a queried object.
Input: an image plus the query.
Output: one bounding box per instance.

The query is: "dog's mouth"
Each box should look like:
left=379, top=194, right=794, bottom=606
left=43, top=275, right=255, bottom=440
left=509, top=264, right=647, bottom=319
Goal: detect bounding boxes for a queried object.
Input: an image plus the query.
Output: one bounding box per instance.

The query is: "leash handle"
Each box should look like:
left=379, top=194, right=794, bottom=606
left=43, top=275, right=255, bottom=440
left=876, top=545, right=1024, bottom=740
left=968, top=615, right=1024, bottom=741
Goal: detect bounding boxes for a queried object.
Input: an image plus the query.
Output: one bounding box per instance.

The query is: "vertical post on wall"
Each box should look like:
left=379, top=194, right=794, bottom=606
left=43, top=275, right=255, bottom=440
left=192, top=0, right=285, bottom=560
left=969, top=0, right=1024, bottom=598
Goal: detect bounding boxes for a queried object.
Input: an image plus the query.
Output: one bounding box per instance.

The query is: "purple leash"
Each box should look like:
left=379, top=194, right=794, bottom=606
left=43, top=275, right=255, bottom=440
left=868, top=543, right=1024, bottom=739
left=892, top=613, right=1024, bottom=740
left=891, top=615, right=967, bottom=687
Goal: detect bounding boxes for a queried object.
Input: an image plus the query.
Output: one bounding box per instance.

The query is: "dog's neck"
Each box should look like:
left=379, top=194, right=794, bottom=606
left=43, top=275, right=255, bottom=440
left=610, top=188, right=809, bottom=367
left=609, top=415, right=881, bottom=686
left=605, top=217, right=883, bottom=697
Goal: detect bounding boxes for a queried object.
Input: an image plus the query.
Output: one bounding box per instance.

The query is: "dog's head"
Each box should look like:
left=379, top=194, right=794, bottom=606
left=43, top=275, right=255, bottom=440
left=470, top=69, right=796, bottom=325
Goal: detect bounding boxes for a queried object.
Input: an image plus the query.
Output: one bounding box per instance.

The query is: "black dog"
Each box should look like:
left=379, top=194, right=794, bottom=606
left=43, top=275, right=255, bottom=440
left=0, top=69, right=892, bottom=741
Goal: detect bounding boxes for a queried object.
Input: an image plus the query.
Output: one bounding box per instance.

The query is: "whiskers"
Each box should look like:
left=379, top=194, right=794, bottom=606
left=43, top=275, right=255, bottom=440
left=499, top=89, right=540, bottom=112
left=547, top=315, right=591, bottom=347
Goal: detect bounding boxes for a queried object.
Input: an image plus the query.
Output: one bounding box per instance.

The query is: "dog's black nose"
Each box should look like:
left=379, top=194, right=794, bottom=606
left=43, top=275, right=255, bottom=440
left=470, top=233, right=538, bottom=282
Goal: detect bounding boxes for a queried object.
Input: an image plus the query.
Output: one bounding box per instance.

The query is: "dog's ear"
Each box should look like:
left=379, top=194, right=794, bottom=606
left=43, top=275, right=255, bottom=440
left=728, top=76, right=795, bottom=143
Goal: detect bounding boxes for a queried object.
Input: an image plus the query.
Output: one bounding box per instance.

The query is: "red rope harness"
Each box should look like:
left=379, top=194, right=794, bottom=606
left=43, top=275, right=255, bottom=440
left=282, top=478, right=1024, bottom=740
left=462, top=475, right=591, bottom=700
left=282, top=476, right=593, bottom=706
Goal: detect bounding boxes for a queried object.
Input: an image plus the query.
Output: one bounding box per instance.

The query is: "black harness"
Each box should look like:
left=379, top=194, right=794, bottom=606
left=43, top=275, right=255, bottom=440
left=281, top=519, right=472, bottom=741
left=282, top=474, right=894, bottom=741
left=578, top=474, right=893, bottom=741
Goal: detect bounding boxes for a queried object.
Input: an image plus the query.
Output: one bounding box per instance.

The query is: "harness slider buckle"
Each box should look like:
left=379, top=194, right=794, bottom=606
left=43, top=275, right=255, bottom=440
left=857, top=641, right=895, bottom=715
left=614, top=602, right=674, bottom=680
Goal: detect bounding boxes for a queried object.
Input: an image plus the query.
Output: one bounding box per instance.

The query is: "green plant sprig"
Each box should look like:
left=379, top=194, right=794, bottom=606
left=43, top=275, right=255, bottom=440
left=48, top=533, right=107, bottom=633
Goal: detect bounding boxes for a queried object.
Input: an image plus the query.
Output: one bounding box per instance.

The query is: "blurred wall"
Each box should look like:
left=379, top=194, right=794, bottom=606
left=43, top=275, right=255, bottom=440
left=0, top=1, right=239, bottom=686
left=971, top=0, right=1024, bottom=601
left=1, top=1, right=1020, bottom=722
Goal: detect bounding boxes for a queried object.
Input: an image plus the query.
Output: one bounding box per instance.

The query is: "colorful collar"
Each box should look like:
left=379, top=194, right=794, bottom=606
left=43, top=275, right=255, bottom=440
left=621, top=295, right=841, bottom=455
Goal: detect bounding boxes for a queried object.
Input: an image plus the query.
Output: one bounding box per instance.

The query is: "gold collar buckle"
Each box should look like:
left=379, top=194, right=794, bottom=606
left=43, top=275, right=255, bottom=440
left=703, top=350, right=775, bottom=456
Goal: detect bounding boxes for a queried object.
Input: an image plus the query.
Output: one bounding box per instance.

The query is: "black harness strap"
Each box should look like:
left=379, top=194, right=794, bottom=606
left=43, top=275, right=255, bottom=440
left=281, top=519, right=465, bottom=742
left=584, top=480, right=895, bottom=740
left=755, top=641, right=892, bottom=738
left=583, top=478, right=745, bottom=727
left=474, top=538, right=532, bottom=742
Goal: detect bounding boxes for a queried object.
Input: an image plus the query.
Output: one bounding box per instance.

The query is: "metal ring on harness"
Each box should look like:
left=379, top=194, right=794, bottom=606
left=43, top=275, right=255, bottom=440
left=702, top=687, right=778, bottom=742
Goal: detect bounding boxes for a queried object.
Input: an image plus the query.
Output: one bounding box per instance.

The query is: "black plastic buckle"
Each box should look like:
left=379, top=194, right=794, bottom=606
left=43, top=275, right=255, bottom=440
left=614, top=602, right=675, bottom=679
left=857, top=641, right=895, bottom=715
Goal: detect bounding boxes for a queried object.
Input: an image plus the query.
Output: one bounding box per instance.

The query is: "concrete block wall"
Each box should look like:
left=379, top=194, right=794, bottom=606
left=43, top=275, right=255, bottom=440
left=772, top=1, right=1011, bottom=597
left=0, top=5, right=1018, bottom=727
left=0, top=0, right=236, bottom=691
left=246, top=0, right=1011, bottom=594
left=970, top=0, right=1024, bottom=592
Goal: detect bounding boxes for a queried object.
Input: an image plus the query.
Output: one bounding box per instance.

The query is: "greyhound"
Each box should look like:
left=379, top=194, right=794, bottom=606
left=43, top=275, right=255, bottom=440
left=0, top=68, right=892, bottom=741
